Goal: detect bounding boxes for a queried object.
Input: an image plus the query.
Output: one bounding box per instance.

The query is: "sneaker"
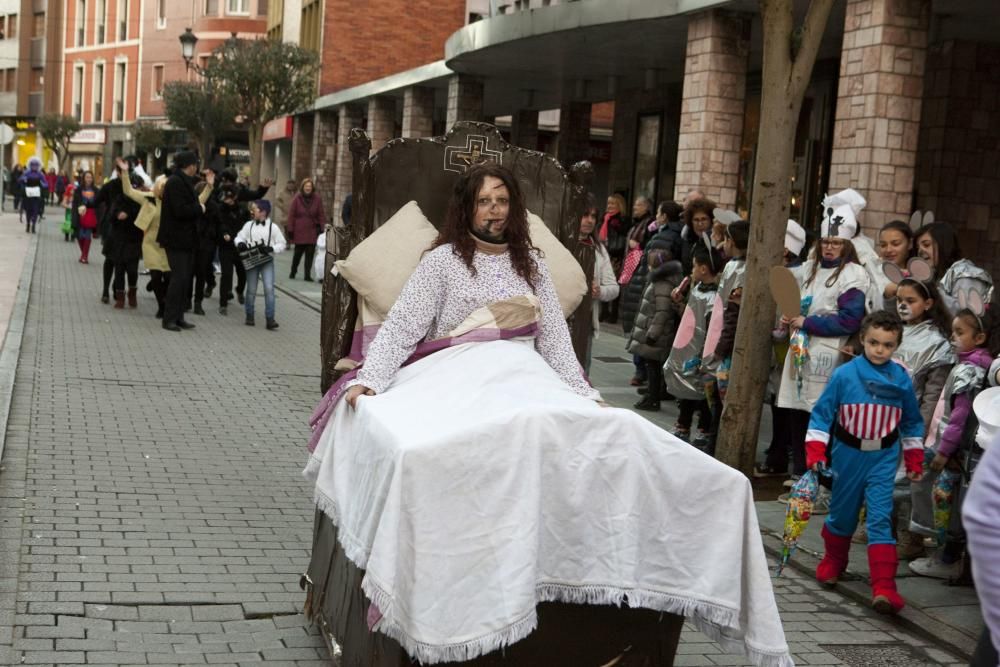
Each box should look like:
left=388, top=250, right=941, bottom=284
left=753, top=463, right=785, bottom=478
left=672, top=427, right=691, bottom=441
left=633, top=397, right=660, bottom=412
left=909, top=556, right=962, bottom=580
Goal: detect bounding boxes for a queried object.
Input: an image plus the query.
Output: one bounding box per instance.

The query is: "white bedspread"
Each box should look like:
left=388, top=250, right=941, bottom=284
left=304, top=339, right=792, bottom=666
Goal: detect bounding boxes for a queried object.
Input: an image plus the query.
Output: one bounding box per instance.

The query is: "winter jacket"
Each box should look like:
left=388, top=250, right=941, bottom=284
left=286, top=193, right=325, bottom=245
left=619, top=220, right=663, bottom=335
left=215, top=200, right=248, bottom=246
left=600, top=212, right=628, bottom=262
left=592, top=243, right=619, bottom=334
left=71, top=183, right=100, bottom=230
left=158, top=172, right=203, bottom=251
left=627, top=259, right=685, bottom=362
left=98, top=178, right=144, bottom=263
left=122, top=176, right=168, bottom=272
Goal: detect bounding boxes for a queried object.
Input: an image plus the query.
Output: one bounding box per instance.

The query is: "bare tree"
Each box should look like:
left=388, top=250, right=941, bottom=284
left=162, top=79, right=237, bottom=164
left=36, top=113, right=81, bottom=172
left=714, top=0, right=836, bottom=475
left=202, top=37, right=319, bottom=186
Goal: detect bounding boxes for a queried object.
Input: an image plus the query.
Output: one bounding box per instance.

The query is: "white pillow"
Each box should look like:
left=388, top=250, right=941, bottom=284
left=527, top=211, right=586, bottom=317
left=335, top=201, right=586, bottom=319
left=335, top=200, right=439, bottom=318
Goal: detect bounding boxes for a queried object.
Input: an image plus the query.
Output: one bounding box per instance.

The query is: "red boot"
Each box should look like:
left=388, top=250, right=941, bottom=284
left=127, top=287, right=138, bottom=308
left=816, top=524, right=852, bottom=586
left=868, top=544, right=904, bottom=614
left=113, top=290, right=125, bottom=309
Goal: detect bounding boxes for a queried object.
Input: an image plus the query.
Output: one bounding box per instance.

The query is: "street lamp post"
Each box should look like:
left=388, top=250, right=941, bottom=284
left=179, top=28, right=198, bottom=71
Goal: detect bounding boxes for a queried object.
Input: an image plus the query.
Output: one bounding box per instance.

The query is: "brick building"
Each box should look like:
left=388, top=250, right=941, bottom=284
left=54, top=0, right=267, bottom=179
left=0, top=0, right=64, bottom=169
left=283, top=0, right=999, bottom=277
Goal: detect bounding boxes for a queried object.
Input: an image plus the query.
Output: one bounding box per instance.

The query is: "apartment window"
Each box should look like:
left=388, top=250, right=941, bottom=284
left=93, top=62, right=104, bottom=121
left=96, top=0, right=106, bottom=42
left=205, top=0, right=218, bottom=14
left=75, top=0, right=85, bottom=45
left=72, top=65, right=84, bottom=121
left=4, top=68, right=15, bottom=91
left=227, top=0, right=249, bottom=15
left=0, top=68, right=10, bottom=91
left=113, top=60, right=126, bottom=121
left=29, top=67, right=43, bottom=92
left=258, top=0, right=268, bottom=16
left=151, top=65, right=163, bottom=99
left=156, top=0, right=166, bottom=28
left=117, top=0, right=128, bottom=41
left=7, top=14, right=16, bottom=39
left=32, top=12, right=44, bottom=38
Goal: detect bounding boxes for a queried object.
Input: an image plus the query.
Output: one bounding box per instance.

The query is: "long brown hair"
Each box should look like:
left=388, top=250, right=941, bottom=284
left=432, top=163, right=538, bottom=289
left=803, top=238, right=860, bottom=289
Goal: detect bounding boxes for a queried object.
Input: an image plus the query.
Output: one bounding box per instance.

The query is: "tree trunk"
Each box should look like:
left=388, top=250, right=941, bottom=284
left=714, top=0, right=834, bottom=475
left=248, top=123, right=264, bottom=188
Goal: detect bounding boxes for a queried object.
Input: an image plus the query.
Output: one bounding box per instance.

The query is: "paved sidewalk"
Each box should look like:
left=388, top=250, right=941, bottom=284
left=0, top=215, right=32, bottom=346
left=0, top=223, right=330, bottom=665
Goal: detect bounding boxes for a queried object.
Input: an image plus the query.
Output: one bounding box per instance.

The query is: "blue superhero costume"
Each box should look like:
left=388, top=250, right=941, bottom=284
left=804, top=353, right=924, bottom=614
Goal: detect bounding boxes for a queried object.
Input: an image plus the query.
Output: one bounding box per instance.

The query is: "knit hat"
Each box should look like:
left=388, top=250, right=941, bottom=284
left=785, top=219, right=806, bottom=256
left=173, top=151, right=199, bottom=169
left=820, top=188, right=866, bottom=239
left=254, top=199, right=272, bottom=215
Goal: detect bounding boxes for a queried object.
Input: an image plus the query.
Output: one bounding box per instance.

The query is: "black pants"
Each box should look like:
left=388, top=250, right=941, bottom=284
left=677, top=399, right=711, bottom=431
left=149, top=270, right=170, bottom=314
left=777, top=408, right=811, bottom=476
left=218, top=245, right=246, bottom=307
left=193, top=245, right=217, bottom=302
left=290, top=243, right=316, bottom=280
left=644, top=359, right=665, bottom=402
left=111, top=260, right=139, bottom=291
left=164, top=249, right=195, bottom=326
left=102, top=259, right=115, bottom=297
left=763, top=403, right=802, bottom=474
left=971, top=628, right=998, bottom=667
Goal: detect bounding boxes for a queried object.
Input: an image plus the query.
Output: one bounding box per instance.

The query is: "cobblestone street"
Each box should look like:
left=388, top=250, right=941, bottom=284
left=0, top=220, right=973, bottom=665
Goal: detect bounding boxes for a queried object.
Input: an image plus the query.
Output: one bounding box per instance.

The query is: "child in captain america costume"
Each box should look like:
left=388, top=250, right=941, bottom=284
left=805, top=310, right=925, bottom=615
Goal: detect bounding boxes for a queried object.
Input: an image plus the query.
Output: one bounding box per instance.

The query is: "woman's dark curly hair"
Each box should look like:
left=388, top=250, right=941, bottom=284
left=432, top=162, right=539, bottom=289
left=682, top=197, right=717, bottom=237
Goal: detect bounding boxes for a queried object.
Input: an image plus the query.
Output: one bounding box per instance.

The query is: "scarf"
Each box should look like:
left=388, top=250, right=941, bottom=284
left=472, top=235, right=509, bottom=255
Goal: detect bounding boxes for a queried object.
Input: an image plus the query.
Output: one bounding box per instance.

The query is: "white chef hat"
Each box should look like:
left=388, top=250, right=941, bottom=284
left=821, top=188, right=866, bottom=240
left=785, top=219, right=806, bottom=256
left=713, top=208, right=742, bottom=226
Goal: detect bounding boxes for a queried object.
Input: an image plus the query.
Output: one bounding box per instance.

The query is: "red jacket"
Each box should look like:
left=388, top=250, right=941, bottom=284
left=285, top=193, right=325, bottom=245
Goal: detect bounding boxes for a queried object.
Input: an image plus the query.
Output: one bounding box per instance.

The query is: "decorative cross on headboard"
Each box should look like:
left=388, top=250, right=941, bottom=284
left=443, top=134, right=503, bottom=174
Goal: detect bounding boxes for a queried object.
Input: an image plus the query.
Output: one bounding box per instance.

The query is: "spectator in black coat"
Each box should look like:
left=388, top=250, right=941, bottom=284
left=192, top=181, right=219, bottom=316
left=215, top=184, right=249, bottom=315
left=158, top=151, right=209, bottom=332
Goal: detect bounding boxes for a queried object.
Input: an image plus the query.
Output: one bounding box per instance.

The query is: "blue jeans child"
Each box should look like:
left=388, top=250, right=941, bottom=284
left=245, top=261, right=276, bottom=321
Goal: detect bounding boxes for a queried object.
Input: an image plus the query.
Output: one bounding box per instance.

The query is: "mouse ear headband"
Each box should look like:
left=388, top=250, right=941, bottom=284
left=957, top=285, right=988, bottom=332
left=883, top=258, right=935, bottom=295
left=909, top=210, right=934, bottom=232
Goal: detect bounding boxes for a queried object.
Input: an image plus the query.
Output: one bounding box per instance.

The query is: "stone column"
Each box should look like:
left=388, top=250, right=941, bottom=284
left=557, top=101, right=591, bottom=166
left=333, top=104, right=364, bottom=218
left=402, top=86, right=435, bottom=138
left=673, top=10, right=750, bottom=208
left=367, top=96, right=397, bottom=154
left=290, top=113, right=315, bottom=183
left=312, top=110, right=338, bottom=223
left=510, top=109, right=539, bottom=150
left=828, top=0, right=930, bottom=234
left=446, top=75, right=483, bottom=128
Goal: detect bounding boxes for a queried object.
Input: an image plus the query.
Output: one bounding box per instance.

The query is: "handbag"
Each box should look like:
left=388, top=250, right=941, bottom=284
left=618, top=247, right=642, bottom=285
left=238, top=223, right=274, bottom=271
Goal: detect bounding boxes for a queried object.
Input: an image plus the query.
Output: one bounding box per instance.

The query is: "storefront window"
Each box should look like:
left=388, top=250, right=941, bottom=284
left=632, top=113, right=661, bottom=202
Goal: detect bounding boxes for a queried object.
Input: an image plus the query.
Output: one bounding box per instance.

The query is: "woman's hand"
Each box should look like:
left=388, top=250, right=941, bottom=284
left=77, top=205, right=86, bottom=215
left=345, top=384, right=374, bottom=409
left=115, top=157, right=128, bottom=172
left=929, top=453, right=949, bottom=472
left=204, top=170, right=215, bottom=187
left=590, top=281, right=600, bottom=299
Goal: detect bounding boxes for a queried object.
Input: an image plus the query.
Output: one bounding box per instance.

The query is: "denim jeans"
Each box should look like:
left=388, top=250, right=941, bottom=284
left=245, top=260, right=275, bottom=320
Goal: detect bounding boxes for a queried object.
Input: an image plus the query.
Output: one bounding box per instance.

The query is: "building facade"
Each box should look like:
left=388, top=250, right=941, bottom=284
left=0, top=0, right=64, bottom=169
left=285, top=0, right=1000, bottom=278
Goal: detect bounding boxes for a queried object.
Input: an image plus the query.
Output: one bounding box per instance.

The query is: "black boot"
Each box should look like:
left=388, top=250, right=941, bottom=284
left=245, top=314, right=255, bottom=326
left=266, top=319, right=279, bottom=330
left=193, top=301, right=205, bottom=316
